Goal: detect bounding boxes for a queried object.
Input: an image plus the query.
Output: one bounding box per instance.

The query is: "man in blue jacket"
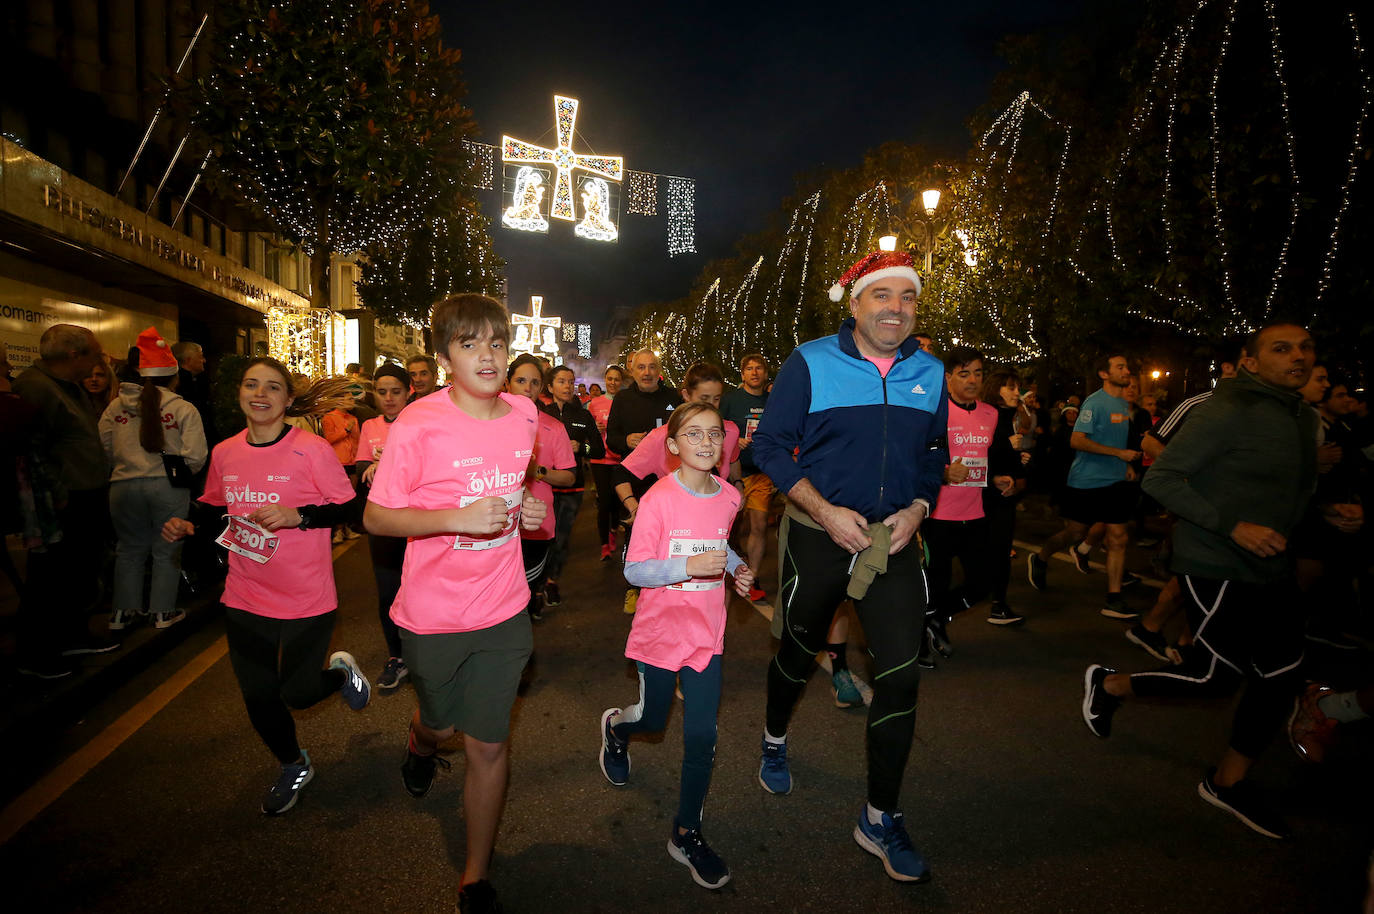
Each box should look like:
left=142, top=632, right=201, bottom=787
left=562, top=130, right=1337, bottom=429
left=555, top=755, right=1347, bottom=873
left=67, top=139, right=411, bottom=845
left=752, top=250, right=948, bottom=884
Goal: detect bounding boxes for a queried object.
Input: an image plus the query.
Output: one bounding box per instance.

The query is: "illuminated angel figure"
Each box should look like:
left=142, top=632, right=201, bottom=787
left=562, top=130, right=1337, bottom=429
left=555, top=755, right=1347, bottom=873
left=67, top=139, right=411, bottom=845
left=539, top=326, right=560, bottom=359
left=574, top=177, right=618, bottom=242
left=502, top=166, right=549, bottom=233
left=512, top=323, right=533, bottom=354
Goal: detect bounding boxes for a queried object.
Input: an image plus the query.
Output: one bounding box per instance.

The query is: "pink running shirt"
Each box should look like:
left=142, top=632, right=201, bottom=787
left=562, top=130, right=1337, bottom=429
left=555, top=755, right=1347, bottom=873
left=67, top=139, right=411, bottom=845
left=931, top=400, right=999, bottom=521
left=587, top=394, right=619, bottom=463
left=625, top=473, right=742, bottom=672
left=200, top=427, right=355, bottom=619
left=522, top=410, right=576, bottom=541
left=356, top=415, right=393, bottom=465
left=368, top=392, right=537, bottom=634
left=620, top=420, right=741, bottom=482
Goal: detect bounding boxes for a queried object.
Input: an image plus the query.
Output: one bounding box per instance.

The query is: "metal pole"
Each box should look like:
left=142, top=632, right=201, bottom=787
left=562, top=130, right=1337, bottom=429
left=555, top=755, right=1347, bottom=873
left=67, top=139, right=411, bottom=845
left=171, top=150, right=214, bottom=230
left=145, top=133, right=189, bottom=214
left=114, top=13, right=209, bottom=199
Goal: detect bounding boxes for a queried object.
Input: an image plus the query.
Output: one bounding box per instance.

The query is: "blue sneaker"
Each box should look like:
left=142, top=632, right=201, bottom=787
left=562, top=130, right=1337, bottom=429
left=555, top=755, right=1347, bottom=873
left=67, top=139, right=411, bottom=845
left=853, top=807, right=931, bottom=883
left=599, top=707, right=630, bottom=786
left=832, top=669, right=863, bottom=708
left=668, top=819, right=731, bottom=889
left=329, top=651, right=371, bottom=711
left=261, top=750, right=314, bottom=815
left=758, top=737, right=792, bottom=794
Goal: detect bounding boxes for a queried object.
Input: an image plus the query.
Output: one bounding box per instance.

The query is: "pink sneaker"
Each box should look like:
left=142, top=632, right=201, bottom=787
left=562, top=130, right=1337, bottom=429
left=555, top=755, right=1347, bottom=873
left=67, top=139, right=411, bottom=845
left=1288, top=683, right=1339, bottom=763
left=600, top=544, right=613, bottom=561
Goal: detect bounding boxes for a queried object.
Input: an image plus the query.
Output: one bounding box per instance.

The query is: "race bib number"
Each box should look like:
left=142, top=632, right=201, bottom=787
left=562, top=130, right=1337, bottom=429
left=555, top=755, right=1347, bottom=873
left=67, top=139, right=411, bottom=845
left=952, top=456, right=988, bottom=488
left=667, top=537, right=726, bottom=591
left=454, top=490, right=523, bottom=551
left=215, top=515, right=280, bottom=565
left=745, top=417, right=760, bottom=439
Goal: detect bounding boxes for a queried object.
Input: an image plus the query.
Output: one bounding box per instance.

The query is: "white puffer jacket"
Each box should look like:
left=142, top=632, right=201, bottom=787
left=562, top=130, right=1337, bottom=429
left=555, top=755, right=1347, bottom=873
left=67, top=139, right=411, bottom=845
left=99, top=382, right=209, bottom=483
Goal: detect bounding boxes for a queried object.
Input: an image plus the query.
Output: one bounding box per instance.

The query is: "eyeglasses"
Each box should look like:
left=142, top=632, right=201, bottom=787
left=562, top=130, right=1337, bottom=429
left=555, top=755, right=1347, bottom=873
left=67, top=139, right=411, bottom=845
left=677, top=429, right=724, bottom=445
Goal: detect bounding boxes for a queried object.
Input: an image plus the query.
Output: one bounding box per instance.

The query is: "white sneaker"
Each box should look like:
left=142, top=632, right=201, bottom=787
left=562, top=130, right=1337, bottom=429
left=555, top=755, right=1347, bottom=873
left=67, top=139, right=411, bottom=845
left=155, top=609, right=186, bottom=629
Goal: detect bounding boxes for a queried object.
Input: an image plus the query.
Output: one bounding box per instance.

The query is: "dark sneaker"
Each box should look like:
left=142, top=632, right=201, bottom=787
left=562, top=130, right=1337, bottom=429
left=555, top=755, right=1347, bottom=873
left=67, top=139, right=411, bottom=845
left=457, top=879, right=503, bottom=914
left=927, top=615, right=953, bottom=658
left=528, top=597, right=543, bottom=622
left=1100, top=597, right=1138, bottom=621
left=1197, top=769, right=1291, bottom=839
left=668, top=820, right=731, bottom=889
left=261, top=750, right=313, bottom=815
left=543, top=581, right=561, bottom=606
left=758, top=737, right=792, bottom=795
left=1081, top=664, right=1120, bottom=738
left=16, top=656, right=75, bottom=680
left=60, top=634, right=120, bottom=656
left=853, top=807, right=931, bottom=883
left=987, top=602, right=1025, bottom=625
left=377, top=657, right=408, bottom=692
left=1027, top=553, right=1048, bottom=591
left=1121, top=571, right=1142, bottom=589
left=328, top=651, right=371, bottom=710
left=108, top=610, right=135, bottom=631
left=154, top=609, right=186, bottom=629
left=1125, top=623, right=1172, bottom=662
left=1070, top=544, right=1094, bottom=574
left=832, top=669, right=863, bottom=708
left=1288, top=683, right=1338, bottom=763
left=401, top=745, right=451, bottom=798
left=916, top=633, right=937, bottom=670
left=599, top=708, right=630, bottom=786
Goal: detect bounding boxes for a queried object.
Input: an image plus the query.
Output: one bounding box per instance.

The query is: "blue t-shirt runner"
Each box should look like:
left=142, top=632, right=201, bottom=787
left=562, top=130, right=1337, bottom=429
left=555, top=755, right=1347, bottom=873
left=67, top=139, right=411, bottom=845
left=1067, top=388, right=1131, bottom=489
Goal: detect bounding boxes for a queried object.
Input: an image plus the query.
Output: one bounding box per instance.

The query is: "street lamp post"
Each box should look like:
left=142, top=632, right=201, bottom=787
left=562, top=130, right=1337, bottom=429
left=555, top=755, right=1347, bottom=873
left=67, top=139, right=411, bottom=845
left=884, top=187, right=945, bottom=275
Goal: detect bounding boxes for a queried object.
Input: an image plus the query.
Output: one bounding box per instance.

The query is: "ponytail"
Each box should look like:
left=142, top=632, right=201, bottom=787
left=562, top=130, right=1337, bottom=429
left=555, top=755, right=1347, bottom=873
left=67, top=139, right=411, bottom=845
left=139, top=380, right=166, bottom=453
left=239, top=357, right=356, bottom=419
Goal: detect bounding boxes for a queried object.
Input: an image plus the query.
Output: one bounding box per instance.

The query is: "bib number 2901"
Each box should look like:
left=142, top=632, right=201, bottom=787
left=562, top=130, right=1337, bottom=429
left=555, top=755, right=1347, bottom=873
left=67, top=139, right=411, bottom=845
left=215, top=516, right=281, bottom=564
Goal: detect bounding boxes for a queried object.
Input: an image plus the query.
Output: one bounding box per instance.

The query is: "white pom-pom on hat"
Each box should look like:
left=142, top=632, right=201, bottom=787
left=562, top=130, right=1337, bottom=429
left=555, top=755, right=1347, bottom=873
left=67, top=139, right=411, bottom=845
left=828, top=283, right=846, bottom=302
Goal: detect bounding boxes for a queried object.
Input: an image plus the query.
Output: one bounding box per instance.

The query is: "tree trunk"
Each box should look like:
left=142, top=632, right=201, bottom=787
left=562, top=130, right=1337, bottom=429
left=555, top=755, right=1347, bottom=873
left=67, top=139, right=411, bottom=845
left=310, top=208, right=332, bottom=310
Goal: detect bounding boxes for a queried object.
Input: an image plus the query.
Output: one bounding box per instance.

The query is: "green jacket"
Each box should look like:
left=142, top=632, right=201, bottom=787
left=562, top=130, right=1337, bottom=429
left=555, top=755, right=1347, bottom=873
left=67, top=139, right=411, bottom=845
left=1141, top=370, right=1316, bottom=583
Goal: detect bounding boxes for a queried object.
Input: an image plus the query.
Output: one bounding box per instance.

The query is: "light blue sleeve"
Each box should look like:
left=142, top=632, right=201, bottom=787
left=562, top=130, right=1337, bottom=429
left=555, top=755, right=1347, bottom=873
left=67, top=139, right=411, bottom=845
left=624, top=556, right=691, bottom=588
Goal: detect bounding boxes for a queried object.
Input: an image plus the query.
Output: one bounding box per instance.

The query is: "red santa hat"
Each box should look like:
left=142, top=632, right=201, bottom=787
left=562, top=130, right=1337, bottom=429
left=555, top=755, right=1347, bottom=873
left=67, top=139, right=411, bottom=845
left=827, top=251, right=922, bottom=303
left=135, top=326, right=179, bottom=377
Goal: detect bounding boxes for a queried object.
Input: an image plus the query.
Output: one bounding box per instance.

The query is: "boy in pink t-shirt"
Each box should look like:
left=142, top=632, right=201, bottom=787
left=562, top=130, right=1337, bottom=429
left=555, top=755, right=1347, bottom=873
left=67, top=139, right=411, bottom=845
left=597, top=402, right=753, bottom=890
left=363, top=294, right=546, bottom=914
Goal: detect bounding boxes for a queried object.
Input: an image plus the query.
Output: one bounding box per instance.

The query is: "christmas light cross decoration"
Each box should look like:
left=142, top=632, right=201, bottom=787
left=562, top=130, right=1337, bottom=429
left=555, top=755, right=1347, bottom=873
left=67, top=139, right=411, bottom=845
left=510, top=295, right=563, bottom=360
left=503, top=95, right=623, bottom=222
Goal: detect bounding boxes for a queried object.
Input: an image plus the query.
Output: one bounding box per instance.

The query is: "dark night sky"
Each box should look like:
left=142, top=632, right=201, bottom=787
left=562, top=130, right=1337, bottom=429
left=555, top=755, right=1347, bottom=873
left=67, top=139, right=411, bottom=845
left=438, top=1, right=1089, bottom=332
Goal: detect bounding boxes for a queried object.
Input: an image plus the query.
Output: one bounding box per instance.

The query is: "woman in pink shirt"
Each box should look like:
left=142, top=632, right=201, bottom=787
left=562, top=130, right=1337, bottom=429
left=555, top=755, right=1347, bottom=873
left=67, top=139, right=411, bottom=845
left=597, top=402, right=754, bottom=890
left=162, top=358, right=371, bottom=816
left=587, top=364, right=624, bottom=561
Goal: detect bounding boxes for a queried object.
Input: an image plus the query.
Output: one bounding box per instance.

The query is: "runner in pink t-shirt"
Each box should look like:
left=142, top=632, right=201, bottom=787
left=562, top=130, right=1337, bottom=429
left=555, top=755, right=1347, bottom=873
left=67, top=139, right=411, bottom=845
left=361, top=294, right=547, bottom=914
left=597, top=401, right=753, bottom=890
left=161, top=358, right=372, bottom=817
left=587, top=364, right=624, bottom=560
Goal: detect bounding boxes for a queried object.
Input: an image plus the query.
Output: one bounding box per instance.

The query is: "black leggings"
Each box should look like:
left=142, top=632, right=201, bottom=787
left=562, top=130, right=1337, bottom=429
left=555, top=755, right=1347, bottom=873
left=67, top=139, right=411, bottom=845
left=982, top=492, right=1019, bottom=604
left=590, top=463, right=619, bottom=546
left=922, top=516, right=989, bottom=617
left=369, top=533, right=406, bottom=659
left=766, top=521, right=928, bottom=811
left=224, top=607, right=344, bottom=764
left=522, top=537, right=552, bottom=615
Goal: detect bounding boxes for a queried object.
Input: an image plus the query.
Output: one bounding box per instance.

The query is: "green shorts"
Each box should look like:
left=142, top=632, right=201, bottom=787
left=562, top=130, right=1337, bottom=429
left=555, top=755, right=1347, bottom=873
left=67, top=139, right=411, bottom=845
left=400, top=611, right=532, bottom=743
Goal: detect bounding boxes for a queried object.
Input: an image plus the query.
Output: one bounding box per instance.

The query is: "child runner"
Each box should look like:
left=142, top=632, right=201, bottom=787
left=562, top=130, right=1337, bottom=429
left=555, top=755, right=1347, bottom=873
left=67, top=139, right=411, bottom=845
left=363, top=294, right=548, bottom=914
left=599, top=401, right=754, bottom=889
left=587, top=364, right=625, bottom=561
left=506, top=355, right=575, bottom=620
left=541, top=363, right=604, bottom=606
left=354, top=362, right=412, bottom=690
left=161, top=358, right=371, bottom=815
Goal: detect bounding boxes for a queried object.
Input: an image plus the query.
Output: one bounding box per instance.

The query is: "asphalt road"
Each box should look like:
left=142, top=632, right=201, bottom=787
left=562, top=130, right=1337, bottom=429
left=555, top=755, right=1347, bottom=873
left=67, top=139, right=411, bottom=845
left=2, top=504, right=1369, bottom=913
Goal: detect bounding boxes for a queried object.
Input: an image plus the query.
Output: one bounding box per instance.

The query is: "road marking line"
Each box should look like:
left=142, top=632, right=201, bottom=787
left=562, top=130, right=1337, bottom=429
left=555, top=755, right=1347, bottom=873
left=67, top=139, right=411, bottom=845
left=0, top=635, right=228, bottom=845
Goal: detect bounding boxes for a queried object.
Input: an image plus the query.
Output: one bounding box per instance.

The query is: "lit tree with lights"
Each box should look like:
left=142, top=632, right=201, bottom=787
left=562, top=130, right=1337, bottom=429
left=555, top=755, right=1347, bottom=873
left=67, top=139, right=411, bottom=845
left=172, top=0, right=480, bottom=309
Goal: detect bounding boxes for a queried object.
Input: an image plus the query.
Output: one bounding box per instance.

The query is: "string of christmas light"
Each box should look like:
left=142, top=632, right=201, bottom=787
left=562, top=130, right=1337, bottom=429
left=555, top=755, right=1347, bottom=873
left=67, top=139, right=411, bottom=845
left=267, top=306, right=346, bottom=378
left=626, top=170, right=658, bottom=215
left=1263, top=0, right=1300, bottom=320
left=756, top=191, right=822, bottom=352
left=577, top=323, right=592, bottom=358
left=1317, top=12, right=1369, bottom=302
left=667, top=176, right=696, bottom=256
left=464, top=140, right=495, bottom=190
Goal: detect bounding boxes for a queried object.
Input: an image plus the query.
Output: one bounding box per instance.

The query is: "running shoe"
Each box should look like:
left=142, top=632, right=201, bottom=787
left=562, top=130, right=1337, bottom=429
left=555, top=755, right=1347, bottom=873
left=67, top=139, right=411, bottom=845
left=332, top=528, right=345, bottom=545
left=543, top=581, right=561, bottom=606
left=748, top=587, right=767, bottom=603
left=15, top=656, right=75, bottom=680
left=599, top=544, right=613, bottom=562
left=1125, top=623, right=1172, bottom=662
left=623, top=589, right=638, bottom=614
left=1027, top=553, right=1048, bottom=591
left=108, top=610, right=135, bottom=631
left=1287, top=683, right=1338, bottom=763
left=261, top=750, right=313, bottom=815
left=401, top=745, right=451, bottom=798
left=1197, top=768, right=1291, bottom=839
left=853, top=807, right=931, bottom=883
left=1100, top=596, right=1139, bottom=621
left=1070, top=543, right=1094, bottom=574
left=154, top=609, right=186, bottom=629
left=343, top=525, right=361, bottom=540
left=917, top=635, right=937, bottom=670
left=457, top=879, right=503, bottom=914
left=599, top=708, right=630, bottom=786
left=758, top=737, right=792, bottom=795
left=377, top=657, right=408, bottom=692
left=1081, top=664, right=1120, bottom=738
left=927, top=615, right=953, bottom=658
left=61, top=634, right=121, bottom=656
left=1121, top=571, right=1143, bottom=589
left=329, top=651, right=371, bottom=710
left=668, top=820, right=731, bottom=889
left=832, top=669, right=863, bottom=708
left=986, top=602, right=1025, bottom=625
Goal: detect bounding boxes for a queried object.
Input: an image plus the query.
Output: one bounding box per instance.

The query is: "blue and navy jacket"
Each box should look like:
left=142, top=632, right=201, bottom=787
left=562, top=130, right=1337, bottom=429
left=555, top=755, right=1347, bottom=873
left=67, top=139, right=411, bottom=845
left=753, top=319, right=949, bottom=522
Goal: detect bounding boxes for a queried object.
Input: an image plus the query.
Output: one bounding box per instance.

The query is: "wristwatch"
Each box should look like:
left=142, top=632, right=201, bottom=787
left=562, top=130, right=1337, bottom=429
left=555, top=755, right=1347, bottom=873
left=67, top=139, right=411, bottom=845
left=535, top=465, right=548, bottom=481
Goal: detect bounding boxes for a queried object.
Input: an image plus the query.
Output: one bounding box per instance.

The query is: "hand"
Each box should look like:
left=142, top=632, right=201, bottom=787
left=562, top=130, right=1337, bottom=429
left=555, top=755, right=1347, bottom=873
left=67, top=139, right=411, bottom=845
left=1118, top=449, right=1141, bottom=463
left=162, top=517, right=195, bottom=542
left=626, top=432, right=647, bottom=449
left=623, top=497, right=639, bottom=524
left=945, top=457, right=970, bottom=485
left=249, top=505, right=302, bottom=532
left=1322, top=502, right=1364, bottom=534
left=739, top=437, right=752, bottom=449
left=818, top=503, right=873, bottom=554
left=1021, top=451, right=1032, bottom=465
left=362, top=463, right=378, bottom=485
left=519, top=491, right=547, bottom=531
left=882, top=502, right=925, bottom=554
left=456, top=496, right=511, bottom=536
left=686, top=549, right=728, bottom=578
left=1125, top=466, right=1138, bottom=482
left=1230, top=521, right=1287, bottom=557
left=1008, top=433, right=1024, bottom=450
left=731, top=562, right=755, bottom=596
left=993, top=475, right=1015, bottom=496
